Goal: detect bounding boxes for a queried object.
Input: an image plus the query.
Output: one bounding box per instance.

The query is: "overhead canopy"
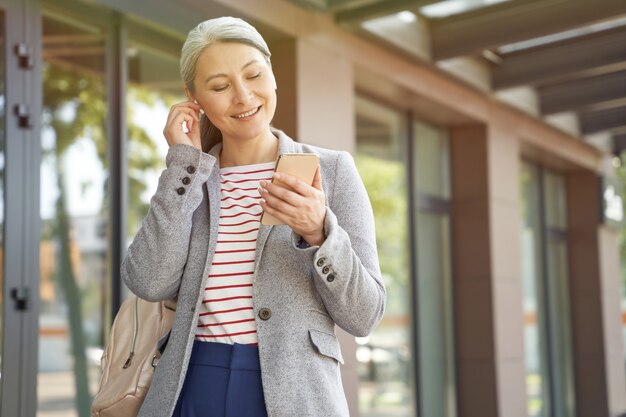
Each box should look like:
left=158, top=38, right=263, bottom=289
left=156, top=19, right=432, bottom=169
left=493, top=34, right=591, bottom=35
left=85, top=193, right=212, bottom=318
left=288, top=0, right=626, bottom=155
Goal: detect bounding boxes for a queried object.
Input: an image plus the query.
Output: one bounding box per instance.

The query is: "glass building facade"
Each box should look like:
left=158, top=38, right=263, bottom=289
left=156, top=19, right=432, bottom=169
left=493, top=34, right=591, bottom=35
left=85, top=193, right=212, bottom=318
left=0, top=1, right=623, bottom=417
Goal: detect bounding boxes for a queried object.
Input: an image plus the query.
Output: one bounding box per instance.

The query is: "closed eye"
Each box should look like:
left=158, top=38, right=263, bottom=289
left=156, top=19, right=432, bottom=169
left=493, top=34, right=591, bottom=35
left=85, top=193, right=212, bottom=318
left=248, top=72, right=261, bottom=80
left=212, top=84, right=229, bottom=92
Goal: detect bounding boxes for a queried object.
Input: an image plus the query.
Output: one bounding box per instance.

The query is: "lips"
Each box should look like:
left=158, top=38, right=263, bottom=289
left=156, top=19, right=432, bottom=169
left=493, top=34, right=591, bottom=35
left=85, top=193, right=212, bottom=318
left=232, top=105, right=261, bottom=119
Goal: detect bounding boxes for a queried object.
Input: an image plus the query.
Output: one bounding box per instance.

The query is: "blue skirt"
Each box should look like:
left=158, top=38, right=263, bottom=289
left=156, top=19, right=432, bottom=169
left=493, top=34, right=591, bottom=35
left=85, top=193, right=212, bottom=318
left=172, top=341, right=269, bottom=417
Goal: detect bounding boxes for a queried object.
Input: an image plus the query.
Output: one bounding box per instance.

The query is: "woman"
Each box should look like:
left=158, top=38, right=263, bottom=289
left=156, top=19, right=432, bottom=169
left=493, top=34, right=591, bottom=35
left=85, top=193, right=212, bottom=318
left=122, top=16, right=385, bottom=417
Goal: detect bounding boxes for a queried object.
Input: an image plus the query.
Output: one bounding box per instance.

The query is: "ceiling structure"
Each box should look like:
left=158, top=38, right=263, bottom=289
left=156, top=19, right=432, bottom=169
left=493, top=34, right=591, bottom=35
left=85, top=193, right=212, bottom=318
left=286, top=0, right=626, bottom=156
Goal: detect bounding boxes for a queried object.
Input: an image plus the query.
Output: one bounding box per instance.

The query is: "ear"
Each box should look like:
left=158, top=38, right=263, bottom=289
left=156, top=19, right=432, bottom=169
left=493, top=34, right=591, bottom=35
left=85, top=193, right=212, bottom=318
left=184, top=86, right=196, bottom=103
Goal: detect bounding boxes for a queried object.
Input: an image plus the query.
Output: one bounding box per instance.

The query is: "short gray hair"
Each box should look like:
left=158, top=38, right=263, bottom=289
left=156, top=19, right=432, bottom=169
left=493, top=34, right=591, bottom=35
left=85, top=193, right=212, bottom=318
left=180, top=16, right=271, bottom=93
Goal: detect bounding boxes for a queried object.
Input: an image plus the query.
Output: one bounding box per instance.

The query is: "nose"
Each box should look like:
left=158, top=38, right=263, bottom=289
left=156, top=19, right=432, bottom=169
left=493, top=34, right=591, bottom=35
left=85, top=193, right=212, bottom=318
left=232, top=81, right=253, bottom=105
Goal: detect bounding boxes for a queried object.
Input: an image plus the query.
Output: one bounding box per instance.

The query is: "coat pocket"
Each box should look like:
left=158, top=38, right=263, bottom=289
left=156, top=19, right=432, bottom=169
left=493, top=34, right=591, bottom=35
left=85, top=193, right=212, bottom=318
left=308, top=329, right=344, bottom=365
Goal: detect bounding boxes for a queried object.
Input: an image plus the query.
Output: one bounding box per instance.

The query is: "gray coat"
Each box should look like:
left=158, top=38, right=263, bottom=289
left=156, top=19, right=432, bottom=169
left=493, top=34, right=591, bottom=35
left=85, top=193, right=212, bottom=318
left=122, top=129, right=385, bottom=417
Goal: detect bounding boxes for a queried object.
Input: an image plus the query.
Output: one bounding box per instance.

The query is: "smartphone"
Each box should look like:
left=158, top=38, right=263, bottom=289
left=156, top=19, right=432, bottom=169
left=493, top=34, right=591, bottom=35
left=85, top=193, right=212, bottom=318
left=260, top=153, right=320, bottom=226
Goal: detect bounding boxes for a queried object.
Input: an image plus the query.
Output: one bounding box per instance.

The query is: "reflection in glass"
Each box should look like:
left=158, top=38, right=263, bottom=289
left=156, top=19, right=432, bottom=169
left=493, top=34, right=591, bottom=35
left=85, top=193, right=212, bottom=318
left=521, top=163, right=549, bottom=417
left=413, top=120, right=455, bottom=417
left=521, top=163, right=575, bottom=417
left=0, top=10, right=5, bottom=391
left=416, top=213, right=454, bottom=417
left=355, top=97, right=414, bottom=417
left=622, top=153, right=626, bottom=362
left=543, top=171, right=567, bottom=229
left=415, top=122, right=450, bottom=199
left=125, top=22, right=185, bottom=243
left=38, top=10, right=108, bottom=417
left=545, top=217, right=575, bottom=417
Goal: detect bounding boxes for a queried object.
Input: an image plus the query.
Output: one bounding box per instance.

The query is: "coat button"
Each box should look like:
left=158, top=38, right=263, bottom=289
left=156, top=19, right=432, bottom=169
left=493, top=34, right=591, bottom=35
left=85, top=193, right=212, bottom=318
left=177, top=187, right=186, bottom=195
left=258, top=308, right=272, bottom=321
left=186, top=166, right=196, bottom=174
left=322, top=266, right=330, bottom=274
left=182, top=177, right=191, bottom=185
left=316, top=257, right=326, bottom=267
left=327, top=274, right=335, bottom=283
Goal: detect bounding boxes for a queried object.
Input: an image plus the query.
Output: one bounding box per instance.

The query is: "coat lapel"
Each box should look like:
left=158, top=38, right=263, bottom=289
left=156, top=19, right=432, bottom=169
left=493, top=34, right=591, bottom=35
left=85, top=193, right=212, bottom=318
left=208, top=129, right=301, bottom=266
left=255, top=129, right=300, bottom=260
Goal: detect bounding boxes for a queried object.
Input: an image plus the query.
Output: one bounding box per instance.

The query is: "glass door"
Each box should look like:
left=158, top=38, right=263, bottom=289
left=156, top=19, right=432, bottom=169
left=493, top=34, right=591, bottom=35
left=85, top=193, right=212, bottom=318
left=38, top=3, right=110, bottom=416
left=0, top=4, right=5, bottom=405
left=354, top=96, right=414, bottom=417
left=1, top=0, right=44, bottom=416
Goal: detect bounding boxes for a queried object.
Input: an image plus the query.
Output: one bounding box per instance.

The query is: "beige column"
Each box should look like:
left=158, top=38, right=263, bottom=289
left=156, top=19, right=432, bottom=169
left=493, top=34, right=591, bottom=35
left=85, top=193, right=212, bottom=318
left=294, top=39, right=354, bottom=152
left=270, top=37, right=355, bottom=151
left=270, top=35, right=359, bottom=415
left=450, top=122, right=527, bottom=417
left=567, top=172, right=626, bottom=417
left=268, top=38, right=298, bottom=140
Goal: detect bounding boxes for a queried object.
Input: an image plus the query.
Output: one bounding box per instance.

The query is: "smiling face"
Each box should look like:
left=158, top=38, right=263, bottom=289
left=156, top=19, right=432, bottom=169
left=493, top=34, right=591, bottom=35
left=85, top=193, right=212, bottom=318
left=188, top=42, right=277, bottom=144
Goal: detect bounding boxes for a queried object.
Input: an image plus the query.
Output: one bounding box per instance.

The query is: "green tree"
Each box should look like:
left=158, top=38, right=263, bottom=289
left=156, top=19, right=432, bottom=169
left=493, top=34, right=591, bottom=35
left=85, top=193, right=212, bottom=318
left=618, top=153, right=626, bottom=318
left=43, top=62, right=162, bottom=416
left=355, top=154, right=409, bottom=314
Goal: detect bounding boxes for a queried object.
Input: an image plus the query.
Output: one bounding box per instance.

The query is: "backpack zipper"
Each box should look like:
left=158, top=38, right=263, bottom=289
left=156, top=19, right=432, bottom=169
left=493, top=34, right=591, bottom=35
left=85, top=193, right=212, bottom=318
left=123, top=297, right=140, bottom=369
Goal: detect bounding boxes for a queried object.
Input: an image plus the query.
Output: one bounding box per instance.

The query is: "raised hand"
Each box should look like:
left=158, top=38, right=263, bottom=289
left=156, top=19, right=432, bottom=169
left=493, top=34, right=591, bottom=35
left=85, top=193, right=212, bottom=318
left=259, top=166, right=326, bottom=246
left=163, top=100, right=204, bottom=150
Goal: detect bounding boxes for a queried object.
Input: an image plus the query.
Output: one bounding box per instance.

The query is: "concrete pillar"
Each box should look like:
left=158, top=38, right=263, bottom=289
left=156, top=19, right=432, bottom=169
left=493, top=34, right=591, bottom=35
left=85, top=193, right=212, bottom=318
left=294, top=39, right=354, bottom=152
left=270, top=37, right=355, bottom=152
left=567, top=172, right=626, bottom=417
left=450, top=123, right=527, bottom=417
left=268, top=38, right=298, bottom=140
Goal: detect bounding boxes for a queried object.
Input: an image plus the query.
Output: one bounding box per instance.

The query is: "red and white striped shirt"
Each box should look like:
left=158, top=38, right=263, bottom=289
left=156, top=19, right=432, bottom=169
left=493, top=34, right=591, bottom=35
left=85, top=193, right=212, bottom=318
left=195, top=162, right=275, bottom=345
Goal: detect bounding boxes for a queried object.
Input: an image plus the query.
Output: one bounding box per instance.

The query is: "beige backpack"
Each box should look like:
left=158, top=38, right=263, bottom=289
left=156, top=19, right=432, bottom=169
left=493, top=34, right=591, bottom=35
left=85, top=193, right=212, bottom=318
left=91, top=296, right=176, bottom=417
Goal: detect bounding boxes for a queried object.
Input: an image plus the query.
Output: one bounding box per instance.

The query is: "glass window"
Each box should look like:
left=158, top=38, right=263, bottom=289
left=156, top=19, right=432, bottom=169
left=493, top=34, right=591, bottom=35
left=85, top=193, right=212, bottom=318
left=0, top=9, right=5, bottom=392
left=125, top=20, right=185, bottom=242
left=416, top=213, right=455, bottom=417
left=413, top=120, right=455, bottom=417
left=619, top=153, right=626, bottom=363
left=543, top=173, right=575, bottom=417
left=543, top=171, right=567, bottom=230
left=520, top=162, right=576, bottom=417
left=355, top=96, right=414, bottom=417
left=521, top=162, right=550, bottom=417
left=414, top=122, right=450, bottom=199
left=38, top=7, right=109, bottom=417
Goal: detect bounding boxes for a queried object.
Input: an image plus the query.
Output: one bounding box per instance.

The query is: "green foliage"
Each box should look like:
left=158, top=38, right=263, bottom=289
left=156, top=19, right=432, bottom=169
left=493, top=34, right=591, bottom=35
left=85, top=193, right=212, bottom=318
left=617, top=154, right=626, bottom=298
left=42, top=59, right=165, bottom=417
left=354, top=154, right=409, bottom=295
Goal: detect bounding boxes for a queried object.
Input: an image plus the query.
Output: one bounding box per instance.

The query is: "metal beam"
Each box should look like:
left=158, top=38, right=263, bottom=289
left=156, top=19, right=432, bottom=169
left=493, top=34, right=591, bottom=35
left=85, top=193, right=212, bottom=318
left=329, top=0, right=389, bottom=12
left=284, top=0, right=329, bottom=11
left=613, top=133, right=626, bottom=156
left=579, top=105, right=626, bottom=135
left=493, top=26, right=626, bottom=88
left=538, top=70, right=626, bottom=115
left=431, top=0, right=626, bottom=60
left=336, top=0, right=441, bottom=25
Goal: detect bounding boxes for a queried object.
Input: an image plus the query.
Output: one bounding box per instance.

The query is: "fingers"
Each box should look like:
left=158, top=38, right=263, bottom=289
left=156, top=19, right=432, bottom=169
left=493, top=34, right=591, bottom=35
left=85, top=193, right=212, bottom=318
left=271, top=170, right=319, bottom=196
left=311, top=166, right=322, bottom=191
left=259, top=199, right=291, bottom=225
left=259, top=174, right=326, bottom=239
left=188, top=115, right=202, bottom=149
left=163, top=100, right=204, bottom=149
left=259, top=182, right=299, bottom=216
left=259, top=179, right=305, bottom=207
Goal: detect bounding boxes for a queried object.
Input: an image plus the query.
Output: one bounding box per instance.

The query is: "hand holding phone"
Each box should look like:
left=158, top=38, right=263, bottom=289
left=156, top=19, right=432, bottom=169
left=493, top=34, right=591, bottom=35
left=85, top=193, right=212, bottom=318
left=260, top=153, right=320, bottom=226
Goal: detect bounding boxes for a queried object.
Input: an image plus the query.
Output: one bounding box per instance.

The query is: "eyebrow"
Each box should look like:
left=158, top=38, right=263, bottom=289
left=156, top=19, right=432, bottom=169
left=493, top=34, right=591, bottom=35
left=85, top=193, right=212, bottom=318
left=204, top=59, right=260, bottom=84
